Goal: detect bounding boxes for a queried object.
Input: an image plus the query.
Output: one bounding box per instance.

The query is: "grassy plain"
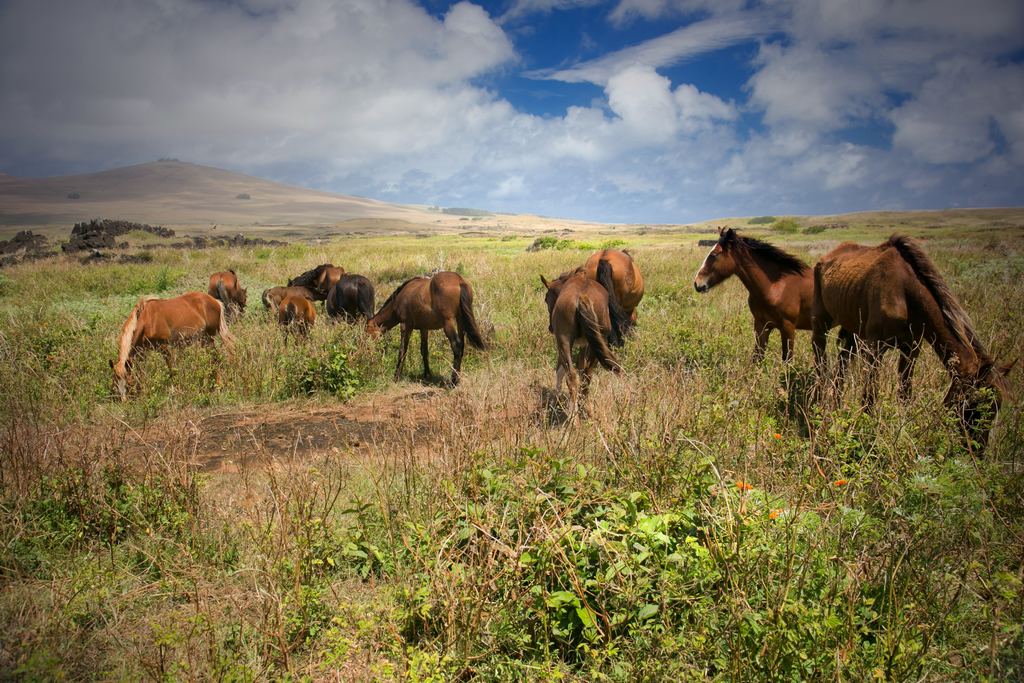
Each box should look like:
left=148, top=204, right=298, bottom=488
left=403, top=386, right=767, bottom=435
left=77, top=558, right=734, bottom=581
left=0, top=214, right=1022, bottom=681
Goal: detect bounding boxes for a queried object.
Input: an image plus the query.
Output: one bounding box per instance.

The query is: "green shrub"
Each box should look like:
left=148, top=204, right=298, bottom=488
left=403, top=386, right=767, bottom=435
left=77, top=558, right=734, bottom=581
left=293, top=346, right=362, bottom=399
left=748, top=216, right=776, bottom=225
left=600, top=238, right=627, bottom=249
left=771, top=217, right=800, bottom=233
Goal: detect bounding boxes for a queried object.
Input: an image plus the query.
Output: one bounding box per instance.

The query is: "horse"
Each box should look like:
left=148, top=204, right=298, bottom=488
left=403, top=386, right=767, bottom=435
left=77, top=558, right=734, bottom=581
left=812, top=235, right=1014, bottom=447
left=288, top=263, right=345, bottom=300
left=326, top=274, right=375, bottom=322
left=208, top=269, right=247, bottom=321
left=367, top=271, right=486, bottom=385
left=262, top=285, right=316, bottom=313
left=110, top=292, right=235, bottom=401
left=582, top=249, right=643, bottom=338
left=693, top=228, right=813, bottom=361
left=278, top=293, right=316, bottom=338
left=540, top=268, right=625, bottom=402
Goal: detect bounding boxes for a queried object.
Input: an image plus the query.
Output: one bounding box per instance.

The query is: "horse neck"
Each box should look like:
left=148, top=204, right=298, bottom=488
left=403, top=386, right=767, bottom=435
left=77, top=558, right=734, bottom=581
left=731, top=248, right=775, bottom=299
left=369, top=300, right=399, bottom=332
left=925, top=308, right=984, bottom=379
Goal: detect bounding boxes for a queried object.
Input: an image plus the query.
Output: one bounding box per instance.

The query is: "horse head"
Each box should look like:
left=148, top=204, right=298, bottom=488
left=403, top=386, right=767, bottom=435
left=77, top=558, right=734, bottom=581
left=944, top=358, right=1015, bottom=448
left=109, top=358, right=131, bottom=401
left=694, top=227, right=738, bottom=293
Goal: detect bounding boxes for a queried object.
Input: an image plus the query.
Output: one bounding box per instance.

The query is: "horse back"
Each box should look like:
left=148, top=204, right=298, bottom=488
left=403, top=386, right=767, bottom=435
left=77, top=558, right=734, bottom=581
left=208, top=271, right=239, bottom=295
left=140, top=292, right=221, bottom=342
left=583, top=249, right=643, bottom=310
left=817, top=242, right=914, bottom=337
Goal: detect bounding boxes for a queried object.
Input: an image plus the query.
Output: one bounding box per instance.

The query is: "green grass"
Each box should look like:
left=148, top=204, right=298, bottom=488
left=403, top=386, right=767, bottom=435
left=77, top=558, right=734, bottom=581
left=0, top=227, right=1022, bottom=680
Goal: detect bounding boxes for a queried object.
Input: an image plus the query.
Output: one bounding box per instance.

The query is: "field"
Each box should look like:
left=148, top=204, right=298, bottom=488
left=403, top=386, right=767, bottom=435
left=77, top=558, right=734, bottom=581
left=1, top=214, right=1023, bottom=681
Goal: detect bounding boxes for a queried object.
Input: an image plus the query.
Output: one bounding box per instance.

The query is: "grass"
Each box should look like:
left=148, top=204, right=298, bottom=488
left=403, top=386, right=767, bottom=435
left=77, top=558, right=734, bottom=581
left=0, top=224, right=1022, bottom=680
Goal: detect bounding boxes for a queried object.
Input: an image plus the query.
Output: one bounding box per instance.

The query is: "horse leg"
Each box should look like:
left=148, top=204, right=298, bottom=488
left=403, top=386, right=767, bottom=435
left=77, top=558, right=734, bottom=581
left=420, top=329, right=433, bottom=379
left=578, top=347, right=596, bottom=398
left=861, top=342, right=885, bottom=410
left=752, top=317, right=770, bottom=363
left=395, top=325, right=412, bottom=381
left=779, top=322, right=798, bottom=362
left=443, top=320, right=464, bottom=386
left=897, top=342, right=920, bottom=401
left=554, top=334, right=572, bottom=395
left=836, top=328, right=856, bottom=393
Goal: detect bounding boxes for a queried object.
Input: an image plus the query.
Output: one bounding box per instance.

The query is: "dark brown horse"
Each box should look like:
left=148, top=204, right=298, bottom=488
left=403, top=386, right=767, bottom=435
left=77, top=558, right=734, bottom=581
left=278, top=293, right=316, bottom=338
left=111, top=292, right=235, bottom=400
left=326, top=274, right=375, bottom=322
left=813, top=235, right=1014, bottom=447
left=288, top=264, right=345, bottom=300
left=208, top=269, right=247, bottom=321
left=367, top=272, right=486, bottom=385
left=582, top=249, right=643, bottom=337
left=694, top=228, right=813, bottom=361
left=262, top=285, right=316, bottom=313
left=540, top=268, right=625, bottom=402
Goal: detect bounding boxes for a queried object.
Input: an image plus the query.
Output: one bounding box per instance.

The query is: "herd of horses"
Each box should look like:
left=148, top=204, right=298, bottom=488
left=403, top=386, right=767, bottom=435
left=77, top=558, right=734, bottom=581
left=110, top=231, right=1014, bottom=447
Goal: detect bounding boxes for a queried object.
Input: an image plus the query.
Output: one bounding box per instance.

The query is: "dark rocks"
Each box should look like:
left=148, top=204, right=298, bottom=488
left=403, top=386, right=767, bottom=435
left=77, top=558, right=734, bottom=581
left=64, top=218, right=175, bottom=253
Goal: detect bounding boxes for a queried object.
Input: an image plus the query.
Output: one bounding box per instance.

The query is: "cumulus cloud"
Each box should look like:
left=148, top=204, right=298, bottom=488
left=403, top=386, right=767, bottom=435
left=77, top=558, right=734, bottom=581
left=0, top=0, right=1022, bottom=223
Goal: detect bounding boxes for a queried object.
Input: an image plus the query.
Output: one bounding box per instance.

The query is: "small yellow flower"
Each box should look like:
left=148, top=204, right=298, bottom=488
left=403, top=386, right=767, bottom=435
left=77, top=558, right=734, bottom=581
left=772, top=433, right=783, bottom=440
left=736, top=480, right=753, bottom=492
left=769, top=509, right=782, bottom=520
left=833, top=479, right=849, bottom=487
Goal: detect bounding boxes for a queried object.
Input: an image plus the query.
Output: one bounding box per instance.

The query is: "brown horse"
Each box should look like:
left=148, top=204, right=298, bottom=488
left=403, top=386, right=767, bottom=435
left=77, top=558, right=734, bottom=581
left=694, top=228, right=813, bottom=362
left=367, top=272, right=486, bottom=385
left=262, top=285, right=316, bottom=313
left=288, top=264, right=345, bottom=300
left=110, top=292, right=235, bottom=400
left=278, top=293, right=316, bottom=338
left=326, top=274, right=375, bottom=322
left=813, top=235, right=1014, bottom=447
left=582, top=249, right=643, bottom=337
left=541, top=269, right=624, bottom=402
left=208, top=269, right=247, bottom=321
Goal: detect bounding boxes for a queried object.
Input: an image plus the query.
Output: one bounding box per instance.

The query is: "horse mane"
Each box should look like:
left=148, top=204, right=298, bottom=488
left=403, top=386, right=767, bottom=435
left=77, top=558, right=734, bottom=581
left=288, top=263, right=333, bottom=289
left=375, top=276, right=426, bottom=315
left=885, top=235, right=987, bottom=360
left=116, top=296, right=156, bottom=367
left=724, top=230, right=809, bottom=278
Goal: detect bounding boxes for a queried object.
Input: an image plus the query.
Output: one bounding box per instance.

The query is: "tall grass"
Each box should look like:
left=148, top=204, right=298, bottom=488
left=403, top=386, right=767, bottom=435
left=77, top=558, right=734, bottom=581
left=0, top=230, right=1021, bottom=680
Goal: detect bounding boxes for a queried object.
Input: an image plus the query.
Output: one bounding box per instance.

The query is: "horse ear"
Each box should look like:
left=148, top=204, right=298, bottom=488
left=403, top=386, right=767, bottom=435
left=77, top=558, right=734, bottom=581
left=540, top=275, right=550, bottom=289
left=723, top=228, right=736, bottom=242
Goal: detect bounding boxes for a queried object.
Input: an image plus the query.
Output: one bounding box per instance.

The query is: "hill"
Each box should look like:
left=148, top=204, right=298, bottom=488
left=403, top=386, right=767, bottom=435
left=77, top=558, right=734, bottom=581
left=0, top=160, right=443, bottom=228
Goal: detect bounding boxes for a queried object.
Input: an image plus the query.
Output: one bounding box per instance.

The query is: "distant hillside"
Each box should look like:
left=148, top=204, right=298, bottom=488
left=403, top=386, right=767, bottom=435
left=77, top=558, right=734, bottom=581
left=0, top=160, right=441, bottom=227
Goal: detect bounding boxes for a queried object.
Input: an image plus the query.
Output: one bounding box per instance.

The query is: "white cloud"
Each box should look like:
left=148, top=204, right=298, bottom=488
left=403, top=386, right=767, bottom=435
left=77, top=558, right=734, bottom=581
left=534, top=13, right=771, bottom=85
left=0, top=0, right=1022, bottom=223
left=500, top=0, right=605, bottom=23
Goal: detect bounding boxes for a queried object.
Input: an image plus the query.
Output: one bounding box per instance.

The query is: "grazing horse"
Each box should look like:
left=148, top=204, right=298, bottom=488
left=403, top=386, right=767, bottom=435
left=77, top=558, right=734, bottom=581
left=262, top=285, right=316, bottom=313
left=110, top=292, right=235, bottom=400
left=540, top=269, right=624, bottom=402
left=326, top=274, right=375, bottom=322
left=208, top=269, right=247, bottom=321
left=288, top=264, right=345, bottom=300
left=813, top=235, right=1014, bottom=447
left=367, top=272, right=486, bottom=385
left=693, top=228, right=813, bottom=361
left=582, top=249, right=643, bottom=337
left=278, top=293, right=316, bottom=338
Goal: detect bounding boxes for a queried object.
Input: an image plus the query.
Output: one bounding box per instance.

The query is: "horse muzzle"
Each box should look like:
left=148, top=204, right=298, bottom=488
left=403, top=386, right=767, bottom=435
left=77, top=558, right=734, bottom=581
left=694, top=281, right=710, bottom=293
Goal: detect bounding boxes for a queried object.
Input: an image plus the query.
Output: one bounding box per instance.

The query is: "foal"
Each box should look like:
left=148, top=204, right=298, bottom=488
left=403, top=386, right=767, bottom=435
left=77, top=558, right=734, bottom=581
left=694, top=228, right=812, bottom=361
left=367, top=271, right=486, bottom=386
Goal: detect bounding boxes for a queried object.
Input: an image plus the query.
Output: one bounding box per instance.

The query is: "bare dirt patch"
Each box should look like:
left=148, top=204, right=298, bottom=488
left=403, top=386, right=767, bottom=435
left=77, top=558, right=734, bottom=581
left=122, top=385, right=447, bottom=473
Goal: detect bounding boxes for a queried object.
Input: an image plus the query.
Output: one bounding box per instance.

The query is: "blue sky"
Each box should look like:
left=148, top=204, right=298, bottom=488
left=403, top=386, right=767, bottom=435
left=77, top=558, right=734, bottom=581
left=1, top=0, right=1023, bottom=223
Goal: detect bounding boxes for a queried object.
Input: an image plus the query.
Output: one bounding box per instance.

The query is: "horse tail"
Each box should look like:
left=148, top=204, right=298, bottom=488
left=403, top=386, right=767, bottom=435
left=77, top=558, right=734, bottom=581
left=215, top=279, right=229, bottom=303
left=214, top=299, right=236, bottom=354
left=457, top=282, right=487, bottom=349
left=576, top=296, right=621, bottom=372
left=597, top=258, right=631, bottom=345
left=886, top=235, right=981, bottom=354
left=358, top=280, right=375, bottom=319
left=284, top=301, right=297, bottom=326
left=261, top=288, right=273, bottom=310
left=325, top=283, right=339, bottom=318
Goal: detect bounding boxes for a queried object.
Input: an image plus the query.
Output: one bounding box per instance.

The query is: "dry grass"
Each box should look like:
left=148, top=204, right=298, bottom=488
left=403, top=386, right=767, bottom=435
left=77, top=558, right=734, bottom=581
left=0, top=222, right=1022, bottom=680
